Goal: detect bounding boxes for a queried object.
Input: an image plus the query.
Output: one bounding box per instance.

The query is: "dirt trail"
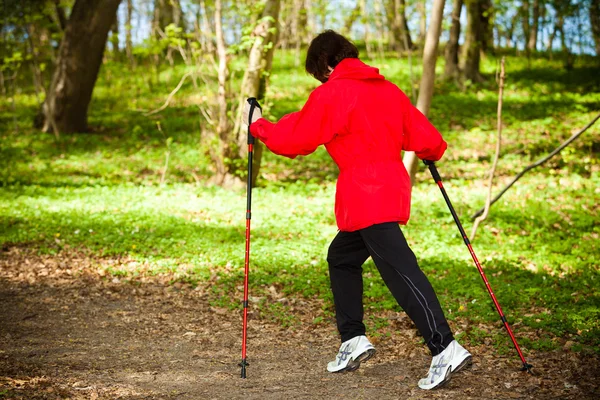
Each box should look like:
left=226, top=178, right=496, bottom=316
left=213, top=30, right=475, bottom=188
left=1, top=248, right=598, bottom=399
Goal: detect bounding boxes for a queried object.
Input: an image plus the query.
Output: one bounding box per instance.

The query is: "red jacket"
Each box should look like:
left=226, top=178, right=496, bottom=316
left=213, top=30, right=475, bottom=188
left=250, top=58, right=447, bottom=232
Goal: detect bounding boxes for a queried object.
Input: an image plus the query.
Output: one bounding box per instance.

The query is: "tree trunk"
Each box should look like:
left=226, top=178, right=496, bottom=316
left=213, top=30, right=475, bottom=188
left=506, top=18, right=516, bottom=48
left=126, top=0, right=134, bottom=65
left=211, top=0, right=230, bottom=185
left=200, top=0, right=215, bottom=54
left=278, top=1, right=293, bottom=49
left=528, top=0, right=540, bottom=51
left=54, top=0, right=67, bottom=31
left=292, top=0, right=304, bottom=66
left=386, top=0, right=413, bottom=52
left=479, top=0, right=493, bottom=52
left=374, top=0, right=386, bottom=59
left=236, top=0, right=281, bottom=186
left=461, top=0, right=484, bottom=83
left=305, top=0, right=316, bottom=42
left=361, top=0, right=374, bottom=59
left=418, top=0, right=427, bottom=44
left=547, top=22, right=557, bottom=52
left=110, top=13, right=120, bottom=59
left=153, top=0, right=184, bottom=32
left=403, top=0, right=446, bottom=184
left=444, top=0, right=463, bottom=79
left=342, top=3, right=361, bottom=36
left=521, top=0, right=530, bottom=51
left=398, top=0, right=413, bottom=50
left=41, top=0, right=122, bottom=134
left=591, top=0, right=600, bottom=56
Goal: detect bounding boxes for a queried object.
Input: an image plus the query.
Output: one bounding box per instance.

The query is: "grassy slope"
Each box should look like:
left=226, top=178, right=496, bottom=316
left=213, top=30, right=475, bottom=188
left=1, top=51, right=599, bottom=353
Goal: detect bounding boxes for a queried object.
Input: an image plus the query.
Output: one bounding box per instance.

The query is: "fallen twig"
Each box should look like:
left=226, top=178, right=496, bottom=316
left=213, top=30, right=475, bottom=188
left=144, top=71, right=194, bottom=116
left=470, top=57, right=505, bottom=241
left=471, top=111, right=600, bottom=220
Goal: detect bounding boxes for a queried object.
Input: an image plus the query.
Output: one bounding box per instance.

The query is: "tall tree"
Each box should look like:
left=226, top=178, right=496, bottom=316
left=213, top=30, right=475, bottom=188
left=528, top=0, right=541, bottom=50
left=521, top=0, right=531, bottom=50
left=212, top=0, right=230, bottom=184
left=418, top=0, right=428, bottom=44
left=386, top=0, right=413, bottom=51
left=461, top=0, right=484, bottom=82
left=125, top=0, right=134, bottom=65
left=591, top=0, right=600, bottom=55
left=235, top=0, right=281, bottom=186
left=444, top=0, right=463, bottom=79
left=41, top=0, right=123, bottom=134
left=480, top=0, right=493, bottom=52
left=153, top=0, right=184, bottom=33
left=110, top=11, right=120, bottom=58
left=402, top=0, right=446, bottom=183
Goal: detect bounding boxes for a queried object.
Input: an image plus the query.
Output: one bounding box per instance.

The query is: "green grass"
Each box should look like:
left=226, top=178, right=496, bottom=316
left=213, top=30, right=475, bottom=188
left=1, top=50, right=599, bottom=354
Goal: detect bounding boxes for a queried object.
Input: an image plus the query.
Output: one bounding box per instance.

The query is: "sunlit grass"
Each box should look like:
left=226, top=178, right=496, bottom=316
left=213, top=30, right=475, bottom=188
left=1, top=50, right=599, bottom=353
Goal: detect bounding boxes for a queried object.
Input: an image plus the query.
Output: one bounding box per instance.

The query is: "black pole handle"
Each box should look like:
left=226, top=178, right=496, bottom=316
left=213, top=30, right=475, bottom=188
left=423, top=160, right=441, bottom=183
left=246, top=98, right=262, bottom=145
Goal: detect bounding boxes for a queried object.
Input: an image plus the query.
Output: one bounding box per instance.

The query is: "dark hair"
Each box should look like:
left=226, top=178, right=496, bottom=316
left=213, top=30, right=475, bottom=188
left=305, top=30, right=359, bottom=83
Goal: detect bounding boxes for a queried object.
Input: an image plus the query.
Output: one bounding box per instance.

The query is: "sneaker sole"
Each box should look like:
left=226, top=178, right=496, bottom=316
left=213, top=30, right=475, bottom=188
left=421, top=355, right=472, bottom=390
left=338, top=348, right=376, bottom=373
left=452, top=355, right=473, bottom=374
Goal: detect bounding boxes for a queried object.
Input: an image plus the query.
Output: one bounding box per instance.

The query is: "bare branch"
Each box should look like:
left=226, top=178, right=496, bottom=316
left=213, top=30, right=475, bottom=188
left=145, top=71, right=194, bottom=116
left=470, top=57, right=505, bottom=241
left=471, top=111, right=600, bottom=220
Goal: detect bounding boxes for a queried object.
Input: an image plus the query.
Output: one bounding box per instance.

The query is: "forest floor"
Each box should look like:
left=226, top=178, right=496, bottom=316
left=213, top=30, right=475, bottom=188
left=1, top=247, right=598, bottom=400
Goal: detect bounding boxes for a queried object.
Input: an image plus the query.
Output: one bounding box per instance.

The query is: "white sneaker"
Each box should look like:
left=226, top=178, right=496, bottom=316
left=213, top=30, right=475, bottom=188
left=327, top=335, right=376, bottom=372
left=418, top=340, right=472, bottom=390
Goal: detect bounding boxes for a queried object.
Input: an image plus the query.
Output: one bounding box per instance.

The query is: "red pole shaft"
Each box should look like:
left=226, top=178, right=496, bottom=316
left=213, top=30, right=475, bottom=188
left=240, top=143, right=253, bottom=378
left=427, top=162, right=532, bottom=373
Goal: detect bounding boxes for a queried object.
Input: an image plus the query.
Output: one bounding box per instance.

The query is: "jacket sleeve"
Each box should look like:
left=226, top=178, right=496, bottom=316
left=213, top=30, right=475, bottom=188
left=401, top=97, right=447, bottom=161
left=249, top=88, right=341, bottom=159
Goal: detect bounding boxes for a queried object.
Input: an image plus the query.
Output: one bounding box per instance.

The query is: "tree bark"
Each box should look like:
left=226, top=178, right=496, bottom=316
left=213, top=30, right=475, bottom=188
left=126, top=0, right=134, bottom=65
left=292, top=0, right=304, bottom=66
left=236, top=0, right=281, bottom=186
left=479, top=0, right=493, bottom=52
left=41, top=0, right=122, bottom=134
left=305, top=0, right=316, bottom=43
left=153, top=0, right=184, bottom=32
left=361, top=0, right=374, bottom=59
left=444, top=0, right=463, bottom=79
left=521, top=0, right=530, bottom=51
left=212, top=0, right=230, bottom=185
left=461, top=0, right=484, bottom=83
left=386, top=0, right=413, bottom=52
left=110, top=12, right=120, bottom=58
left=402, top=0, right=446, bottom=184
left=418, top=0, right=427, bottom=44
left=374, top=0, right=386, bottom=59
left=591, top=0, right=600, bottom=55
left=528, top=0, right=540, bottom=51
left=398, top=0, right=413, bottom=50
left=54, top=0, right=67, bottom=31
left=199, top=0, right=215, bottom=54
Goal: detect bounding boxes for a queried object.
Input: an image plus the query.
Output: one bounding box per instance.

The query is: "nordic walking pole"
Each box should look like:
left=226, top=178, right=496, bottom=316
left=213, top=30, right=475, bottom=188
left=423, top=160, right=533, bottom=374
left=240, top=98, right=261, bottom=379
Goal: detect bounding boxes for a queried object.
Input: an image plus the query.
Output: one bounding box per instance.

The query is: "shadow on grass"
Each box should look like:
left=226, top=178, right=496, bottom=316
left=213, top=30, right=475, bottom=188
left=417, top=256, right=600, bottom=351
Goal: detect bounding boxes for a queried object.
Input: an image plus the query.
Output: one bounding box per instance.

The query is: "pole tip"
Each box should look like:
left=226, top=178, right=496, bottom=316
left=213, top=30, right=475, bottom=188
left=521, top=363, right=534, bottom=375
left=239, top=359, right=249, bottom=378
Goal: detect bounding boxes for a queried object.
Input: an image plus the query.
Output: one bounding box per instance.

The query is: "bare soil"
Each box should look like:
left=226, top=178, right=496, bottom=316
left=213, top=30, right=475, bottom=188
left=1, top=248, right=598, bottom=399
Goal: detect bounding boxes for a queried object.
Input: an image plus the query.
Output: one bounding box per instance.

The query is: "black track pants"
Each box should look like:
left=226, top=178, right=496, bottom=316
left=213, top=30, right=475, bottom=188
left=327, top=222, right=454, bottom=356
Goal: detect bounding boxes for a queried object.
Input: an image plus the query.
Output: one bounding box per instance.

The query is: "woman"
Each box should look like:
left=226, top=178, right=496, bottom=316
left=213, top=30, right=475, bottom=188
left=243, top=30, right=471, bottom=390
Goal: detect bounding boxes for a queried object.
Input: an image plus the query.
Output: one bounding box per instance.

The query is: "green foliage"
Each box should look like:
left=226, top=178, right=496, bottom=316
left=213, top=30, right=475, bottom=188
left=1, top=50, right=599, bottom=355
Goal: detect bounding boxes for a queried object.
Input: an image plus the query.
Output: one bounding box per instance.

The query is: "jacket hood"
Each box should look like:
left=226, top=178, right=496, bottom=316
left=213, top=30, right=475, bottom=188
left=328, top=58, right=385, bottom=82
